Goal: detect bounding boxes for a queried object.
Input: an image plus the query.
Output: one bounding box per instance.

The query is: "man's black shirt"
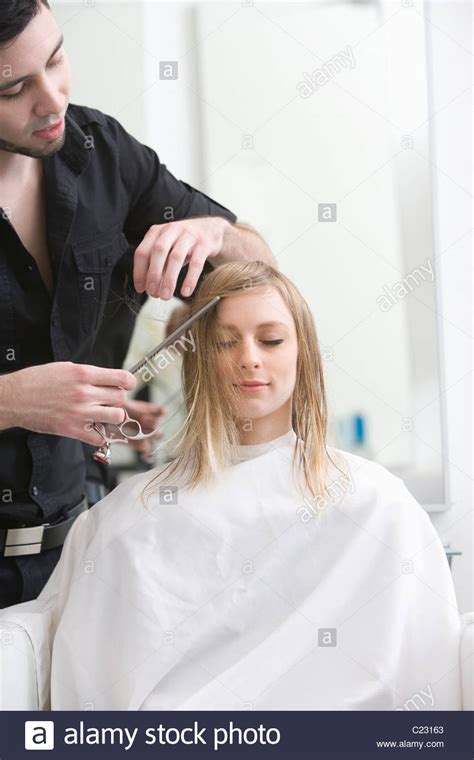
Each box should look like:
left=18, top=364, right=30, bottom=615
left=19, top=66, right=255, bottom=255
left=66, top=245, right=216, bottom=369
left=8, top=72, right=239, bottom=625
left=0, top=103, right=237, bottom=526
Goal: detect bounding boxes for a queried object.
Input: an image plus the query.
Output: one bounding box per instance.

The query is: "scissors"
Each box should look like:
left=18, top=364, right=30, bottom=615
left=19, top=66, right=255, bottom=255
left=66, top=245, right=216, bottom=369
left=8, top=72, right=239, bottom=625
left=91, top=295, right=221, bottom=464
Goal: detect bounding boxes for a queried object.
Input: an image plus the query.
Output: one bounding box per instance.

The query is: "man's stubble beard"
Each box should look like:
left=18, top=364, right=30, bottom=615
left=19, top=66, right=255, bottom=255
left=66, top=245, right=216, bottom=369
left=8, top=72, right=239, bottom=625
left=0, top=129, right=66, bottom=159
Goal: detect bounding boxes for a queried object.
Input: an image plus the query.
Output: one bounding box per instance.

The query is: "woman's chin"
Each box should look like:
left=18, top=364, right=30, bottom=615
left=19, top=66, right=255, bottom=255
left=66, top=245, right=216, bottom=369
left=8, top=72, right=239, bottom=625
left=234, top=401, right=274, bottom=424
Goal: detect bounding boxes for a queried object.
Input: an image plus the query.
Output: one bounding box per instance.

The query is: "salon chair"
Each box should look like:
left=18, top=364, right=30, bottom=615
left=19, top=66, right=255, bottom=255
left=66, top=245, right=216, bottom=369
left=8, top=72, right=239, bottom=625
left=0, top=612, right=473, bottom=710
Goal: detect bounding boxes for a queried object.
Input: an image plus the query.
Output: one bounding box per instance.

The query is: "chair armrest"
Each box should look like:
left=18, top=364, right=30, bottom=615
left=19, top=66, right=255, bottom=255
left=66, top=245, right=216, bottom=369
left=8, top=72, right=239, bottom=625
left=0, top=621, right=39, bottom=710
left=0, top=593, right=57, bottom=711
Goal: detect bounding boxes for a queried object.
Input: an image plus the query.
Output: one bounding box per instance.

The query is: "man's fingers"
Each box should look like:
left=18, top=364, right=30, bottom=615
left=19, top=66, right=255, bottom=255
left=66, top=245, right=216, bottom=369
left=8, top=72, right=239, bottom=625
left=81, top=428, right=110, bottom=447
left=156, top=233, right=196, bottom=299
left=86, top=367, right=137, bottom=391
left=145, top=230, right=187, bottom=298
left=133, top=227, right=160, bottom=293
left=87, top=406, right=127, bottom=425
left=88, top=387, right=128, bottom=407
left=134, top=225, right=180, bottom=295
left=178, top=244, right=209, bottom=296
left=81, top=419, right=112, bottom=447
left=146, top=403, right=166, bottom=415
left=133, top=218, right=226, bottom=295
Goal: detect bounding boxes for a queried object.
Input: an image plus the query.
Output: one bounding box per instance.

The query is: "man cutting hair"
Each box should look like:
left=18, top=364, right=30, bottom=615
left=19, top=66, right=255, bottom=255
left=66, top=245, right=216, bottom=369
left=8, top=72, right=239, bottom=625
left=0, top=0, right=274, bottom=607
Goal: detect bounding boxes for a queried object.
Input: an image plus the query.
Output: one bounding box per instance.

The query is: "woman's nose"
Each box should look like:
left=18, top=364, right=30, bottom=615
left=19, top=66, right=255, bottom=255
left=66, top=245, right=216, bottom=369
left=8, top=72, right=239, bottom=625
left=238, top=340, right=261, bottom=368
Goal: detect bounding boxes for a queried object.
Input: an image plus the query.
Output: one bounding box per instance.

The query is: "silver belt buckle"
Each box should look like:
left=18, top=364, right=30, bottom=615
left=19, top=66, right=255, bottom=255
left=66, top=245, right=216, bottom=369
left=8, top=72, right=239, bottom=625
left=4, top=524, right=46, bottom=557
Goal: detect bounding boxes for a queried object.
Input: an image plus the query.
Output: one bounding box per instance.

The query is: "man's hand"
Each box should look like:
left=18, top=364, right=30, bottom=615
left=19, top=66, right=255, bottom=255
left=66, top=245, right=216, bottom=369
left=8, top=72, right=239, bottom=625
left=121, top=398, right=165, bottom=463
left=0, top=362, right=137, bottom=445
left=133, top=217, right=229, bottom=300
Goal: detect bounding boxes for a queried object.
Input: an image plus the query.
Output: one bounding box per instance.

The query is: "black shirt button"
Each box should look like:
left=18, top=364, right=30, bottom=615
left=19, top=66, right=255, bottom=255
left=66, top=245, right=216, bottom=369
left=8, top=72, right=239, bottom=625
left=32, top=485, right=38, bottom=496
left=27, top=265, right=33, bottom=272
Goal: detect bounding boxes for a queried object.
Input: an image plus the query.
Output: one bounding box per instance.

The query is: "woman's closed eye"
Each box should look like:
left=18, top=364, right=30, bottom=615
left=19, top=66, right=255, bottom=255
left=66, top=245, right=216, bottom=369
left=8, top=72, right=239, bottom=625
left=217, top=338, right=284, bottom=349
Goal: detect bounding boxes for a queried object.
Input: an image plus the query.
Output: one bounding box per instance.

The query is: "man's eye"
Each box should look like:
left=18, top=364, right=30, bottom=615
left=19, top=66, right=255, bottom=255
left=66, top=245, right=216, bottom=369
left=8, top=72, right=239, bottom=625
left=0, top=56, right=63, bottom=100
left=48, top=55, right=64, bottom=69
left=1, top=87, right=25, bottom=99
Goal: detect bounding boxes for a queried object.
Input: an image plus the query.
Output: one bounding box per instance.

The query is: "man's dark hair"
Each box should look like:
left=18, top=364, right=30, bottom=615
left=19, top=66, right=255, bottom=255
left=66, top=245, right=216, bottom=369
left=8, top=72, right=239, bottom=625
left=0, top=0, right=50, bottom=47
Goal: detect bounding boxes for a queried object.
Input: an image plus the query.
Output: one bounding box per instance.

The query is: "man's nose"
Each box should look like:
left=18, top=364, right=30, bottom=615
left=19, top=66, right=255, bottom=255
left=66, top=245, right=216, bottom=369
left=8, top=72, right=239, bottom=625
left=34, top=75, right=64, bottom=118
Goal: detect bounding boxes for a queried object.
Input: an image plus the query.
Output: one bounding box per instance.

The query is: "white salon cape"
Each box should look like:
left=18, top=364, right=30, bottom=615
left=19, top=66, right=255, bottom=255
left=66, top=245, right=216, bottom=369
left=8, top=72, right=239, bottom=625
left=0, top=430, right=461, bottom=710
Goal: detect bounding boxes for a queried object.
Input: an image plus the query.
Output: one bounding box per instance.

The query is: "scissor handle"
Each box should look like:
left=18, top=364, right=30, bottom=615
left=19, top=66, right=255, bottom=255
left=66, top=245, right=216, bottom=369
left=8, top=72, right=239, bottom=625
left=91, top=415, right=161, bottom=465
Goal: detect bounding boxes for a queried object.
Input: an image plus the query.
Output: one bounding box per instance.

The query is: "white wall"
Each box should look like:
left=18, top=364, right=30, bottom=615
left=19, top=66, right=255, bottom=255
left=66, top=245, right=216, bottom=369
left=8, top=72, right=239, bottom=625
left=424, top=0, right=473, bottom=613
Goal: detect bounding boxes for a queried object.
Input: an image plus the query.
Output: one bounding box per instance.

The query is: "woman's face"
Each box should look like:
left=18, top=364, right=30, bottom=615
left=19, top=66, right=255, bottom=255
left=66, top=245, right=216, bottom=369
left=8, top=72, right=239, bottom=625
left=214, top=286, right=298, bottom=429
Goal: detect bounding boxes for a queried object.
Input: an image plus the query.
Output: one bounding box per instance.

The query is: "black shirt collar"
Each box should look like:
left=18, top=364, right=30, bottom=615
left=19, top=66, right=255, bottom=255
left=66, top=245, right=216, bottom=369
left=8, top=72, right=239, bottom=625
left=55, top=107, right=92, bottom=176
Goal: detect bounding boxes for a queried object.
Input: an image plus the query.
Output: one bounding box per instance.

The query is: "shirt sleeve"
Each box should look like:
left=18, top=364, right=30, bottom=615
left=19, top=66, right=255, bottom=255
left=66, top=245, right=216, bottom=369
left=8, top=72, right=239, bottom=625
left=108, top=115, right=237, bottom=235
left=106, top=115, right=238, bottom=301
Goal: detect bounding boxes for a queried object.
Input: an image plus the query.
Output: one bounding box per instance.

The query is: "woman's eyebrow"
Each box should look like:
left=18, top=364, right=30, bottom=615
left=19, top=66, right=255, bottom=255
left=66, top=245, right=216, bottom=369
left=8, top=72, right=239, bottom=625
left=257, top=321, right=289, bottom=329
left=217, top=321, right=289, bottom=330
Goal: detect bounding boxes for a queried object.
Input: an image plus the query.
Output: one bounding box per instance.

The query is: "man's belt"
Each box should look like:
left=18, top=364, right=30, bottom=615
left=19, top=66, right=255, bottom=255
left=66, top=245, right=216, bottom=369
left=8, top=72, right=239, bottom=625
left=0, top=496, right=89, bottom=558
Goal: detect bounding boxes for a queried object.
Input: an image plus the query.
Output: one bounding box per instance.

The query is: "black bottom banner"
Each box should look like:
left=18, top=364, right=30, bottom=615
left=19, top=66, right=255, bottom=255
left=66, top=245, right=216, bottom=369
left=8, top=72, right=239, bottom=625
left=0, top=710, right=472, bottom=759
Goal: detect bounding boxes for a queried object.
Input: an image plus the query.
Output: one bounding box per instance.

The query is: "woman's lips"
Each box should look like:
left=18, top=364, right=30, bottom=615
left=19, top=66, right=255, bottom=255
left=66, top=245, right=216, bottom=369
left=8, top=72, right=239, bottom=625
left=235, top=382, right=270, bottom=393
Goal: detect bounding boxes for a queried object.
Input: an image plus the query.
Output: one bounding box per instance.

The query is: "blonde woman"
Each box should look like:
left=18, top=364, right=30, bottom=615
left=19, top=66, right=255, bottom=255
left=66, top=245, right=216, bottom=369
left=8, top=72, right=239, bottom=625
left=0, top=262, right=461, bottom=710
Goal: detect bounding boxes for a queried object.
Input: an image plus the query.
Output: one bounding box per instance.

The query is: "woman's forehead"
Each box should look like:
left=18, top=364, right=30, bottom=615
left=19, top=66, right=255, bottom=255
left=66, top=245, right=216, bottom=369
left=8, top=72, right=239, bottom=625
left=215, top=288, right=294, bottom=331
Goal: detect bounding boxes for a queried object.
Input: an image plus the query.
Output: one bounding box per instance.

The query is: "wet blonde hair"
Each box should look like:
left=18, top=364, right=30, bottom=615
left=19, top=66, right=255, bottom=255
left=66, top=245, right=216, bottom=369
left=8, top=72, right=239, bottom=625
left=143, top=261, right=332, bottom=503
